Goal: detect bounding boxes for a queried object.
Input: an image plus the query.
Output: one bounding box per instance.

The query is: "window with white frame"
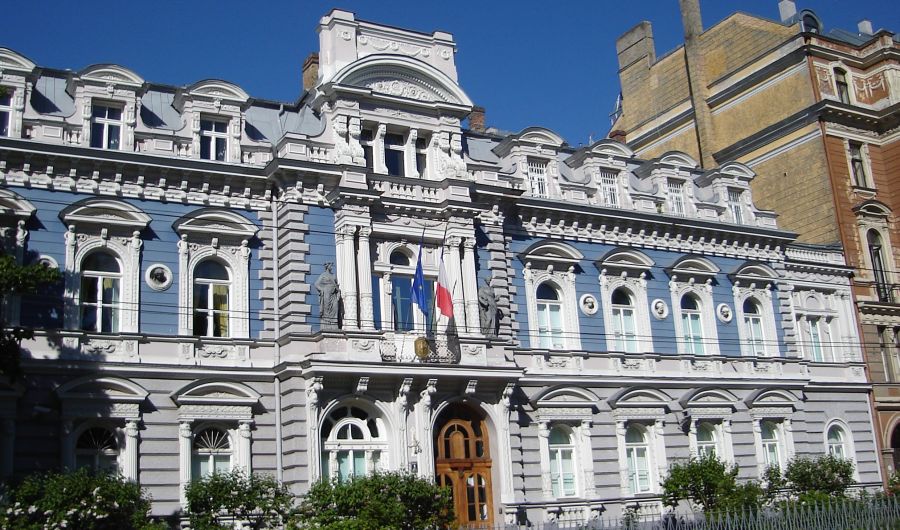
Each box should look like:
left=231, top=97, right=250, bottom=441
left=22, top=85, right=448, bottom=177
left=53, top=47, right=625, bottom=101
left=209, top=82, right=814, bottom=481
left=849, top=142, right=871, bottom=188
left=743, top=298, right=767, bottom=356
left=667, top=179, right=685, bottom=216
left=599, top=169, right=620, bottom=207
left=834, top=69, right=851, bottom=105
left=528, top=158, right=549, bottom=198
left=384, top=132, right=405, bottom=177
left=728, top=189, right=744, bottom=225
left=826, top=424, right=847, bottom=458
left=687, top=415, right=735, bottom=464
left=75, top=426, right=120, bottom=475
left=610, top=288, right=639, bottom=353
left=868, top=230, right=892, bottom=302
left=200, top=118, right=229, bottom=161
left=680, top=294, right=706, bottom=355
left=536, top=282, right=565, bottom=349
left=548, top=425, right=577, bottom=498
left=803, top=316, right=833, bottom=362
left=89, top=103, right=123, bottom=150
left=625, top=424, right=652, bottom=494
left=321, top=405, right=387, bottom=481
left=192, top=259, right=231, bottom=338
left=0, top=90, right=11, bottom=137
left=191, top=425, right=232, bottom=478
left=386, top=250, right=433, bottom=334
left=79, top=251, right=122, bottom=333
left=696, top=422, right=718, bottom=458
left=760, top=420, right=784, bottom=470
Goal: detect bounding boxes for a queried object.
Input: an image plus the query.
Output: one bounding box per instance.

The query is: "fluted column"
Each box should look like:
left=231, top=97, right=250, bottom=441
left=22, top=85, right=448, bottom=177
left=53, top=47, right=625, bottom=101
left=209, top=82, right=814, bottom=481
left=124, top=420, right=139, bottom=481
left=238, top=420, right=252, bottom=473
left=357, top=226, right=375, bottom=331
left=461, top=237, right=480, bottom=335
left=179, top=421, right=193, bottom=507
left=537, top=421, right=552, bottom=499
left=337, top=225, right=359, bottom=330
left=445, top=236, right=465, bottom=331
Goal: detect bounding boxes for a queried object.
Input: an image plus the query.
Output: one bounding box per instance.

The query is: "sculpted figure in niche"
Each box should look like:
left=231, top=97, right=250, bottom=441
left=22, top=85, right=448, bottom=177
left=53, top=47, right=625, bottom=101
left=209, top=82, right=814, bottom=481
left=315, top=262, right=341, bottom=330
left=478, top=279, right=497, bottom=337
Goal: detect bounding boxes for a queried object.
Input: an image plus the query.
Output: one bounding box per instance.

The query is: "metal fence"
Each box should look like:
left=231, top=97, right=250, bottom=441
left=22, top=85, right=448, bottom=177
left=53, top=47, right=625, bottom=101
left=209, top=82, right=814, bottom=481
left=480, top=497, right=900, bottom=530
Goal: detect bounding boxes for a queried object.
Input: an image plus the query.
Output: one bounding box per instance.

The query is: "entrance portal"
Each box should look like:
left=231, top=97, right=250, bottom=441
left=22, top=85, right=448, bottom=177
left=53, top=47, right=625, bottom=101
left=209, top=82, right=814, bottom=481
left=434, top=403, right=494, bottom=528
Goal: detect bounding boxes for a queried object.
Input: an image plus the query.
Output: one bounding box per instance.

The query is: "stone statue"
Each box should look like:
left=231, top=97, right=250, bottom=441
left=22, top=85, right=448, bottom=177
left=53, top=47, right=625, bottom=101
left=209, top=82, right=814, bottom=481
left=315, top=262, right=341, bottom=330
left=478, top=279, right=497, bottom=337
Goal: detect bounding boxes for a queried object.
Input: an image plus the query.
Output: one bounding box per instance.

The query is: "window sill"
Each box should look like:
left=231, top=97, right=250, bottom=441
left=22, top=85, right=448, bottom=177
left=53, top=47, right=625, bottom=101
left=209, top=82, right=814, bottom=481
left=851, top=186, right=877, bottom=198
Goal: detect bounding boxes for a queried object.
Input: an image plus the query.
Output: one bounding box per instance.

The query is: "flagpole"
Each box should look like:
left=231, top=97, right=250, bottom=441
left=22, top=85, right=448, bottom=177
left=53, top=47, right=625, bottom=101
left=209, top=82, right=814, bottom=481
left=430, top=224, right=450, bottom=337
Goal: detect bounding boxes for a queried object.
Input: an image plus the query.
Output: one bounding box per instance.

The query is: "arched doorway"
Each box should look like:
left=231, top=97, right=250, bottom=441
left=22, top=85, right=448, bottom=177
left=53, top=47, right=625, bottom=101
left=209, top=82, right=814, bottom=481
left=891, top=423, right=900, bottom=472
left=434, top=403, right=494, bottom=528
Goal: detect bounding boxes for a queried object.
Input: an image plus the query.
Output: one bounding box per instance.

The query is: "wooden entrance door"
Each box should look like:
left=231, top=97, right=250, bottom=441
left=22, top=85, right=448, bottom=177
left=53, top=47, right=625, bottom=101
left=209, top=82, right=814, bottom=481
left=435, top=412, right=494, bottom=528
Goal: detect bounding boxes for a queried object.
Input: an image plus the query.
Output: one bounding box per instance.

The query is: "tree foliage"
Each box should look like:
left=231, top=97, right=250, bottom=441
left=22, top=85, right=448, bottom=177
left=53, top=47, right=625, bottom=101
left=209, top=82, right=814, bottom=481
left=0, top=468, right=162, bottom=530
left=184, top=470, right=298, bottom=530
left=779, top=454, right=856, bottom=501
left=0, top=252, right=61, bottom=379
left=662, top=453, right=767, bottom=513
left=296, top=472, right=454, bottom=530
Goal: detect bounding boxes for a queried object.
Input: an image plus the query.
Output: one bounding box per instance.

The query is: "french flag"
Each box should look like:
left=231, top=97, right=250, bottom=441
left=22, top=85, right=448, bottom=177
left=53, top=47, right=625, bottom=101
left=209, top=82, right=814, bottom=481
left=435, top=258, right=454, bottom=318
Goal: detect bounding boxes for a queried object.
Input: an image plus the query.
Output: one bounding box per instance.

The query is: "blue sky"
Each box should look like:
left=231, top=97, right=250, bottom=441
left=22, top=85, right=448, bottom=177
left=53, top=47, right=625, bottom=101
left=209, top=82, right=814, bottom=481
left=4, top=1, right=896, bottom=146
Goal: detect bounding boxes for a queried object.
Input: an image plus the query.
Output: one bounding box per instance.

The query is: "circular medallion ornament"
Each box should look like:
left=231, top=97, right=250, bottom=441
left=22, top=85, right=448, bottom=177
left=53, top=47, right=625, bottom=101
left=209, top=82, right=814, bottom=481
left=580, top=294, right=599, bottom=315
left=651, top=299, right=669, bottom=320
left=414, top=337, right=430, bottom=359
left=145, top=264, right=174, bottom=291
left=717, top=303, right=733, bottom=323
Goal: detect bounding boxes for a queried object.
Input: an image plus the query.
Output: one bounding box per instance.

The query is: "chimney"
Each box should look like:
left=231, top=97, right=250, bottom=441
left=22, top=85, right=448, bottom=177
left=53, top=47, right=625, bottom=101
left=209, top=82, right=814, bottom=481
left=858, top=19, right=874, bottom=35
left=302, top=52, right=319, bottom=92
left=679, top=0, right=717, bottom=168
left=468, top=106, right=486, bottom=133
left=778, top=0, right=797, bottom=23
left=616, top=21, right=656, bottom=70
left=608, top=129, right=627, bottom=143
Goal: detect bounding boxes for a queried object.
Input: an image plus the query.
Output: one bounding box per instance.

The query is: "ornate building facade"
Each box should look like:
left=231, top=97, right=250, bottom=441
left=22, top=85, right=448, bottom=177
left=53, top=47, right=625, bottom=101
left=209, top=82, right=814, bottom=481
left=0, top=8, right=882, bottom=524
left=612, top=0, right=900, bottom=480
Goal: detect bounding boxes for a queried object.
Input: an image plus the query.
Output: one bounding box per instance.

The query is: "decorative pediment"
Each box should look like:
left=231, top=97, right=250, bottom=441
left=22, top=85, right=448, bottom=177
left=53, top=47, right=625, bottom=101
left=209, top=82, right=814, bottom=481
left=332, top=55, right=472, bottom=107
left=854, top=200, right=891, bottom=218
left=56, top=376, right=148, bottom=420
left=680, top=388, right=738, bottom=410
left=79, top=64, right=145, bottom=88
left=172, top=209, right=258, bottom=239
left=608, top=387, right=670, bottom=409
left=186, top=79, right=250, bottom=103
left=0, top=47, right=37, bottom=74
left=597, top=248, right=654, bottom=274
left=717, top=162, right=755, bottom=181
left=533, top=387, right=599, bottom=409
left=0, top=189, right=36, bottom=220
left=518, top=127, right=565, bottom=148
left=59, top=198, right=151, bottom=230
left=171, top=379, right=261, bottom=407
left=746, top=389, right=799, bottom=411
left=667, top=255, right=720, bottom=279
left=521, top=241, right=583, bottom=267
left=730, top=262, right=778, bottom=285
left=659, top=151, right=699, bottom=169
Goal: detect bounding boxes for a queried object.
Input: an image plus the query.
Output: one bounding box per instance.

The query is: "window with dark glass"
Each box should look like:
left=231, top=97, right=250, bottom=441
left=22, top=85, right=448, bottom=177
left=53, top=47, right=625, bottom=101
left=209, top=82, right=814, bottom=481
left=0, top=90, right=11, bottom=137
left=802, top=14, right=820, bottom=34
left=80, top=251, right=121, bottom=332
left=361, top=128, right=374, bottom=170
left=384, top=133, right=405, bottom=176
left=869, top=230, right=892, bottom=302
left=90, top=104, right=122, bottom=150
left=415, top=136, right=428, bottom=176
left=75, top=426, right=119, bottom=474
left=200, top=119, right=228, bottom=161
left=192, top=426, right=231, bottom=478
left=849, top=142, right=871, bottom=188
left=835, top=69, right=850, bottom=104
left=389, top=251, right=432, bottom=333
left=193, top=260, right=231, bottom=337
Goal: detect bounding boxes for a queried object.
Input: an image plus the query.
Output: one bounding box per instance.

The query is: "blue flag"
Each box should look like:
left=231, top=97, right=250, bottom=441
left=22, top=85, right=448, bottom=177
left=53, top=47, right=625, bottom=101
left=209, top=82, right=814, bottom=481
left=411, top=242, right=428, bottom=323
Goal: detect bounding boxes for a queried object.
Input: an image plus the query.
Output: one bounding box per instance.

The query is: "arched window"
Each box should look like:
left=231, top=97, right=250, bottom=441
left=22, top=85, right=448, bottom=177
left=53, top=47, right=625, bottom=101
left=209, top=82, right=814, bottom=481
left=192, top=426, right=232, bottom=478
left=696, top=423, right=718, bottom=458
left=827, top=425, right=847, bottom=458
left=536, top=283, right=565, bottom=349
left=80, top=251, right=122, bottom=333
left=321, top=405, right=387, bottom=481
left=548, top=426, right=576, bottom=498
left=193, top=260, right=231, bottom=337
left=834, top=69, right=850, bottom=104
left=744, top=298, right=767, bottom=356
left=611, top=288, right=638, bottom=353
left=625, top=425, right=651, bottom=494
left=805, top=317, right=829, bottom=362
left=680, top=294, right=705, bottom=355
left=75, top=426, right=119, bottom=474
left=869, top=231, right=891, bottom=302
left=761, top=421, right=782, bottom=469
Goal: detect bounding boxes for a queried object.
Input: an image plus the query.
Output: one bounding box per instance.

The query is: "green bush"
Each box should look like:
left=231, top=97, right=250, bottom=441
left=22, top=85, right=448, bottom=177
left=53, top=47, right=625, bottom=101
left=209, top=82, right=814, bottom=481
left=0, top=468, right=157, bottom=530
left=662, top=453, right=765, bottom=513
left=184, top=470, right=297, bottom=530
left=781, top=454, right=855, bottom=500
left=887, top=470, right=900, bottom=497
left=296, top=471, right=454, bottom=530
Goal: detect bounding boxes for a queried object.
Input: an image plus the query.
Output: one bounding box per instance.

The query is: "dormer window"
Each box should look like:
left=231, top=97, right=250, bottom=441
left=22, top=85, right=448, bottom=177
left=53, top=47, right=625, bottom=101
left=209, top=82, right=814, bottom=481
left=415, top=136, right=429, bottom=177
left=0, top=90, right=11, bottom=137
left=384, top=132, right=405, bottom=176
left=527, top=158, right=549, bottom=198
left=200, top=118, right=228, bottom=161
left=599, top=169, right=620, bottom=208
left=666, top=179, right=685, bottom=216
left=834, top=69, right=850, bottom=105
left=90, top=104, right=123, bottom=150
left=728, top=189, right=744, bottom=225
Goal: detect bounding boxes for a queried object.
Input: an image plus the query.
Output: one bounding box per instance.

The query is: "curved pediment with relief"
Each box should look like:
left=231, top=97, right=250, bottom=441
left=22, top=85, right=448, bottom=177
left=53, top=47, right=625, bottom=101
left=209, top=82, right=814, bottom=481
left=332, top=55, right=472, bottom=107
left=0, top=47, right=37, bottom=74
left=173, top=208, right=258, bottom=239
left=56, top=375, right=148, bottom=402
left=79, top=64, right=145, bottom=88
left=187, top=79, right=250, bottom=103
left=609, top=387, right=671, bottom=409
left=60, top=198, right=151, bottom=230
left=0, top=189, right=36, bottom=220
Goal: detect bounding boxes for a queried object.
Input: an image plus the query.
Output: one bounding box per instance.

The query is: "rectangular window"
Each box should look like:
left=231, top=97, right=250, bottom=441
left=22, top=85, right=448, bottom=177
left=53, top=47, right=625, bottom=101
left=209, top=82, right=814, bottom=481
left=89, top=104, right=122, bottom=150
left=391, top=276, right=433, bottom=333
left=728, top=189, right=744, bottom=224
left=805, top=317, right=831, bottom=362
left=599, top=169, right=619, bottom=207
left=849, top=142, right=871, bottom=188
left=527, top=159, right=548, bottom=198
left=200, top=118, right=229, bottom=161
left=550, top=447, right=576, bottom=497
left=682, top=312, right=705, bottom=354
left=612, top=306, right=638, bottom=353
left=415, top=137, right=428, bottom=177
left=626, top=446, right=650, bottom=494
left=747, top=314, right=766, bottom=356
left=835, top=70, right=851, bottom=105
left=0, top=90, right=11, bottom=137
left=361, top=128, right=374, bottom=170
left=667, top=179, right=685, bottom=216
left=537, top=302, right=564, bottom=349
left=384, top=133, right=405, bottom=176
